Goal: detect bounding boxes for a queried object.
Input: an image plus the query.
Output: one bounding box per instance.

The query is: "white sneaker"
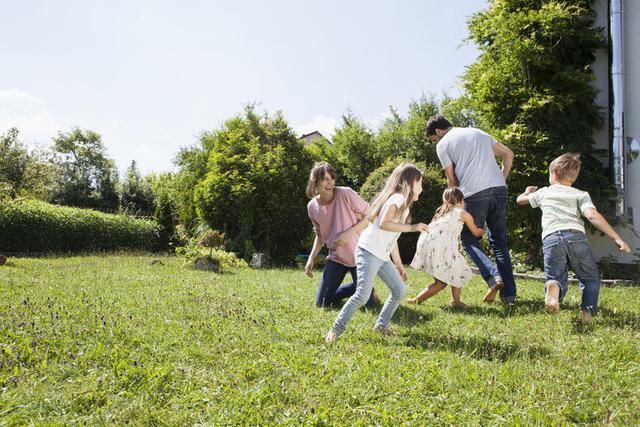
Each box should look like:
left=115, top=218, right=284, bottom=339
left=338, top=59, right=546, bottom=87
left=325, top=329, right=339, bottom=343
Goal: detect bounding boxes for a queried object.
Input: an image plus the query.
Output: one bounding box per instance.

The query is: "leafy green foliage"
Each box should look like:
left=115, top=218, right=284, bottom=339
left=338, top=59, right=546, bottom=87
left=0, top=199, right=162, bottom=252
left=51, top=128, right=120, bottom=210
left=193, top=106, right=313, bottom=264
left=120, top=160, right=154, bottom=214
left=463, top=0, right=611, bottom=259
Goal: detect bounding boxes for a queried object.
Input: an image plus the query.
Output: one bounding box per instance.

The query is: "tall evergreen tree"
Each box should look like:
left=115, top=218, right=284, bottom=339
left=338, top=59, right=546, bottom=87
left=463, top=0, right=611, bottom=260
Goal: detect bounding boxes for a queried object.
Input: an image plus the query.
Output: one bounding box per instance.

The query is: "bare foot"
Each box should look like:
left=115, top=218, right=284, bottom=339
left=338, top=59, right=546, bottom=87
left=545, top=283, right=560, bottom=314
left=407, top=297, right=420, bottom=305
left=482, top=282, right=504, bottom=303
left=449, top=300, right=470, bottom=309
left=581, top=309, right=593, bottom=325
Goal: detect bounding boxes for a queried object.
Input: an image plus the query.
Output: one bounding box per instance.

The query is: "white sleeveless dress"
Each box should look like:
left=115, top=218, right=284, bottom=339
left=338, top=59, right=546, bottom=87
left=410, top=207, right=473, bottom=288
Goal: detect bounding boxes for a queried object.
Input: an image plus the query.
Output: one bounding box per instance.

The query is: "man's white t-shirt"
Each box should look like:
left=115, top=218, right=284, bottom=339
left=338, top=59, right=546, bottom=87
left=436, top=127, right=506, bottom=197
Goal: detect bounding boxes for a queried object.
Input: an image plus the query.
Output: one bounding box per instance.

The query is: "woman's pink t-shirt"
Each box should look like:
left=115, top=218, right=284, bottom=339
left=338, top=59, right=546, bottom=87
left=307, top=187, right=369, bottom=267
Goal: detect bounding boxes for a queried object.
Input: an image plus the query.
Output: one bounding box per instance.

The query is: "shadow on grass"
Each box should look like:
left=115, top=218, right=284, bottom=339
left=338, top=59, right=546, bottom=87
left=391, top=304, right=435, bottom=326
left=405, top=331, right=551, bottom=361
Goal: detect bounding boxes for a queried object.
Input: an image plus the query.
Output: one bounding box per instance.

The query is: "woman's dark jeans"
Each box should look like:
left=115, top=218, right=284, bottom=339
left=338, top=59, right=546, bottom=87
left=316, top=259, right=376, bottom=308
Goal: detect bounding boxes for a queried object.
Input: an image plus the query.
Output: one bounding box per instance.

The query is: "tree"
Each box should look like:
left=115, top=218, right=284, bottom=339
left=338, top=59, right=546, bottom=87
left=0, top=128, right=31, bottom=199
left=330, top=113, right=380, bottom=190
left=51, top=128, right=119, bottom=210
left=194, top=106, right=313, bottom=264
left=462, top=0, right=609, bottom=260
left=120, top=160, right=154, bottom=214
left=0, top=128, right=60, bottom=201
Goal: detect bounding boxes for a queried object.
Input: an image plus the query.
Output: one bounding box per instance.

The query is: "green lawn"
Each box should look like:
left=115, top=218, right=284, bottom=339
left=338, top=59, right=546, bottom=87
left=1, top=255, right=639, bottom=425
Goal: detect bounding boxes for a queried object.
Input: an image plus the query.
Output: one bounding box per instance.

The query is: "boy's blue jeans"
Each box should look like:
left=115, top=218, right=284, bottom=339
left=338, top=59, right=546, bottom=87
left=331, top=248, right=407, bottom=336
left=542, top=229, right=600, bottom=313
left=461, top=186, right=517, bottom=303
left=316, top=260, right=376, bottom=308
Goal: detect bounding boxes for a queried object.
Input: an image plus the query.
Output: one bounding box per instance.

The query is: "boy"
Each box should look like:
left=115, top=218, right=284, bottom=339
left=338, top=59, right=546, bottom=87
left=516, top=153, right=630, bottom=324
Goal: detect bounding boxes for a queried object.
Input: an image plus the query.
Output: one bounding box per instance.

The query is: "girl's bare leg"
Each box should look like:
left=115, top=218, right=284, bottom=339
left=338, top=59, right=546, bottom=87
left=449, top=286, right=469, bottom=308
left=408, top=280, right=447, bottom=304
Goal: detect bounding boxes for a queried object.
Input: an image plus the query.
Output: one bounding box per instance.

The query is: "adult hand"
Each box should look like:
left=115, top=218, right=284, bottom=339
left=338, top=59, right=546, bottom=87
left=304, top=260, right=314, bottom=277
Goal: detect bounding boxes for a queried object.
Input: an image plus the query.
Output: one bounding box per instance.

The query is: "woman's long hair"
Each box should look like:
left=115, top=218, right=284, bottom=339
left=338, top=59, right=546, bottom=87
left=432, top=187, right=464, bottom=221
left=305, top=161, right=337, bottom=199
left=367, top=162, right=423, bottom=223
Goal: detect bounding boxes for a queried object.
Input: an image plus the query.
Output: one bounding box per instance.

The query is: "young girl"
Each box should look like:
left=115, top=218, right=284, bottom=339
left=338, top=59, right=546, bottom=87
left=305, top=162, right=377, bottom=308
left=408, top=187, right=483, bottom=307
left=326, top=163, right=428, bottom=343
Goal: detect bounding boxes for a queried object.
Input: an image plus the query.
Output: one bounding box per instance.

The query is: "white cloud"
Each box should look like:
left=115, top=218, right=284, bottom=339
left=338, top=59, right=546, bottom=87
left=295, top=114, right=338, bottom=140
left=0, top=88, right=59, bottom=145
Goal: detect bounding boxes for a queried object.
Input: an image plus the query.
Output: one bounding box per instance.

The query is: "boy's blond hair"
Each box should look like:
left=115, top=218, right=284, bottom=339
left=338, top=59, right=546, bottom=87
left=550, top=153, right=581, bottom=183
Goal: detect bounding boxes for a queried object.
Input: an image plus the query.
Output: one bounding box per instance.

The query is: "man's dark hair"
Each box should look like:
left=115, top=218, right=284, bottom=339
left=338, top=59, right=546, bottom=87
left=425, top=114, right=452, bottom=137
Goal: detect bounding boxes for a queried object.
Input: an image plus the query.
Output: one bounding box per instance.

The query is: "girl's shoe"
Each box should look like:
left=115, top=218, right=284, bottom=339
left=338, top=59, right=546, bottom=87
left=482, top=281, right=504, bottom=303
left=325, top=329, right=339, bottom=343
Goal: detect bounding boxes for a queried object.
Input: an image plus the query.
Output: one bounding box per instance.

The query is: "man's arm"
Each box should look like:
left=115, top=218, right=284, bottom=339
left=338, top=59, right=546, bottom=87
left=492, top=142, right=514, bottom=179
left=443, top=165, right=459, bottom=188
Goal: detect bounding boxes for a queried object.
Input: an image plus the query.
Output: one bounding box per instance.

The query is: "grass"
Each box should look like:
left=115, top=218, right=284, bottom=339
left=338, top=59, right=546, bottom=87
left=1, top=254, right=639, bottom=425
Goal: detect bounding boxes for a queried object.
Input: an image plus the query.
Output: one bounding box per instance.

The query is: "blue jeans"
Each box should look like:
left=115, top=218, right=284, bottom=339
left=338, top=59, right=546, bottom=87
left=542, top=230, right=600, bottom=313
left=331, top=248, right=407, bottom=336
left=461, top=186, right=516, bottom=302
left=316, top=260, right=376, bottom=308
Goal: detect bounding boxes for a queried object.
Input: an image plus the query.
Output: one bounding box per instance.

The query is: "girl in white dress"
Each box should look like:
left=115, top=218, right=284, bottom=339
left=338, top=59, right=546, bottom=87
left=408, top=187, right=483, bottom=307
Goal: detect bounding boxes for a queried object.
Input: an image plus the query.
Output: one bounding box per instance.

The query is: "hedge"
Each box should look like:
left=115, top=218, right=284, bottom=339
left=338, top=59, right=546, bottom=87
left=0, top=199, right=163, bottom=253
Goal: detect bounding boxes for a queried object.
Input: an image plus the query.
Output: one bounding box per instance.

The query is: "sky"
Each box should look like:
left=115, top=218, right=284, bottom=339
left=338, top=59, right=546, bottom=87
left=0, top=0, right=488, bottom=175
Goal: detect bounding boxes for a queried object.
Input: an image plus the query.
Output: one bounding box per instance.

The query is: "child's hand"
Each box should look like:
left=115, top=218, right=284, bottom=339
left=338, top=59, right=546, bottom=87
left=525, top=186, right=538, bottom=194
left=353, top=209, right=365, bottom=221
left=412, top=222, right=428, bottom=232
left=615, top=239, right=631, bottom=254
left=329, top=231, right=348, bottom=249
left=396, top=264, right=407, bottom=281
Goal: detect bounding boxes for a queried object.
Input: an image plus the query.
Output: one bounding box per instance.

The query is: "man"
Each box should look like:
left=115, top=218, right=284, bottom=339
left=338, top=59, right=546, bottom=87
left=426, top=114, right=516, bottom=304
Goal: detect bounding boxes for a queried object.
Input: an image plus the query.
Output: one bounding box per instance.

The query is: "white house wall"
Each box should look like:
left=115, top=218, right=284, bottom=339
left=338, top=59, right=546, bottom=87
left=590, top=0, right=639, bottom=263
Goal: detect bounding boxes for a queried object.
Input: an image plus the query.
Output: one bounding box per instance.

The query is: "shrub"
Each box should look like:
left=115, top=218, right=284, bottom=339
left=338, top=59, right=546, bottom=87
left=0, top=199, right=162, bottom=253
left=175, top=239, right=248, bottom=271
left=359, top=159, right=446, bottom=263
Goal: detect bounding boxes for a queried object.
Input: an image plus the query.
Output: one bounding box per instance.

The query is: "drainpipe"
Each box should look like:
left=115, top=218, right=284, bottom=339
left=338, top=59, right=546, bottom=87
left=610, top=0, right=625, bottom=216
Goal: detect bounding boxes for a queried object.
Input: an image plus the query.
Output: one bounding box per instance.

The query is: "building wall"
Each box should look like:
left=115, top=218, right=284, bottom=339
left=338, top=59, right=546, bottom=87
left=590, top=0, right=639, bottom=263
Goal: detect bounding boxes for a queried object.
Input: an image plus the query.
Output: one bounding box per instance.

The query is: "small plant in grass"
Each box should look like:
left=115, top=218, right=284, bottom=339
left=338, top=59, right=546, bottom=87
left=176, top=229, right=247, bottom=271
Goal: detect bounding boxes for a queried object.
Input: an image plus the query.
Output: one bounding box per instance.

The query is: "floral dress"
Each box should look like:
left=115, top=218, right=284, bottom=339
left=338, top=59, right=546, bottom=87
left=410, top=207, right=473, bottom=288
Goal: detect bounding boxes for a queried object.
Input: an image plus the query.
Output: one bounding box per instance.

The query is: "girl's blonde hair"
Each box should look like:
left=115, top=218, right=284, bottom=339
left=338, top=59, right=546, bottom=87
left=305, top=162, right=337, bottom=199
left=367, top=162, right=423, bottom=223
left=432, top=187, right=464, bottom=221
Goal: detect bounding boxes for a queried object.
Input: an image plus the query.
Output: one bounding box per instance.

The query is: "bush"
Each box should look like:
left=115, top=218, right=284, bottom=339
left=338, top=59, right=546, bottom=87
left=0, top=199, right=163, bottom=253
left=360, top=159, right=446, bottom=263
left=175, top=239, right=248, bottom=271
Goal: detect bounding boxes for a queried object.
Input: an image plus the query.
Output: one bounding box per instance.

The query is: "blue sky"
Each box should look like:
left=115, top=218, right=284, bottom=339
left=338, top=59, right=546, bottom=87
left=0, top=0, right=488, bottom=174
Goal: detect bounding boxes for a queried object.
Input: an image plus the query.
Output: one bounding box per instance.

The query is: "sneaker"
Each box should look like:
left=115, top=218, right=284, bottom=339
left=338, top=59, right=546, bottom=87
left=482, top=281, right=504, bottom=303
left=372, top=325, right=396, bottom=336
left=545, top=283, right=560, bottom=314
left=325, top=329, right=339, bottom=343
